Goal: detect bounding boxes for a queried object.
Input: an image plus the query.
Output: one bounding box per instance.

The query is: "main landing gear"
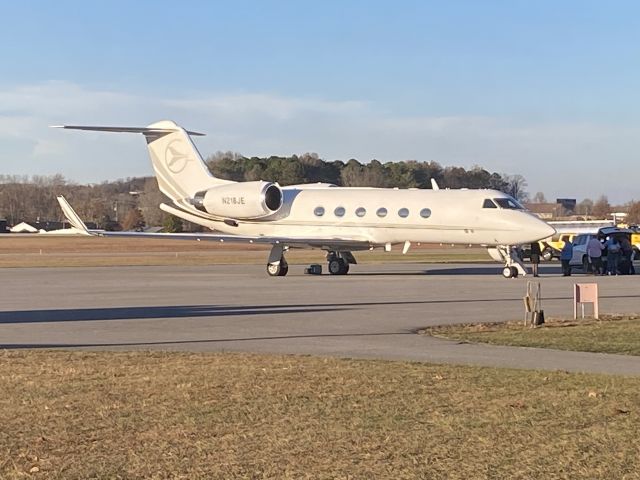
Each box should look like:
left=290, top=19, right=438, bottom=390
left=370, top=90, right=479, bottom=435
left=265, top=245, right=357, bottom=277
left=326, top=251, right=356, bottom=275
left=266, top=244, right=289, bottom=277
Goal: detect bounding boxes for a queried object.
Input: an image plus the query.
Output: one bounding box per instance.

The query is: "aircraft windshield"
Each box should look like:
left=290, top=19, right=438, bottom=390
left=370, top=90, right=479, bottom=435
left=493, top=197, right=524, bottom=210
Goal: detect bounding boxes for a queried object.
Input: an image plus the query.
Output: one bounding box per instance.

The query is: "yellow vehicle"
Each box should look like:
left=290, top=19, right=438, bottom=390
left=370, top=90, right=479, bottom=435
left=539, top=233, right=576, bottom=261
left=531, top=221, right=614, bottom=261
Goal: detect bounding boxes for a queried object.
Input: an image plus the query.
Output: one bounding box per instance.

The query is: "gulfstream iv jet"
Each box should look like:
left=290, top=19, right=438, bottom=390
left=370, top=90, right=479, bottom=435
left=54, top=120, right=554, bottom=277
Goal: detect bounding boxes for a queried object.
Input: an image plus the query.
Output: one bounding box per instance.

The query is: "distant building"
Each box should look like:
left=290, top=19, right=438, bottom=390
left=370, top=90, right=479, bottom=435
left=525, top=203, right=561, bottom=220
left=556, top=198, right=577, bottom=216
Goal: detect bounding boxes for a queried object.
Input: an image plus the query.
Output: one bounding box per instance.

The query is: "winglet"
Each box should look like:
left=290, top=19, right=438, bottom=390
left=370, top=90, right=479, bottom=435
left=57, top=196, right=91, bottom=235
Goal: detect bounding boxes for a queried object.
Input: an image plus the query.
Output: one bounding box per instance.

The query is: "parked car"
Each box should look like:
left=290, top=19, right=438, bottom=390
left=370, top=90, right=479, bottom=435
left=570, top=227, right=635, bottom=271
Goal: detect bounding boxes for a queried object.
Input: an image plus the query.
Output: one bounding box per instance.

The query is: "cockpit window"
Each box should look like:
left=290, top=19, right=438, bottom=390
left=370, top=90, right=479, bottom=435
left=493, top=197, right=524, bottom=210
left=483, top=199, right=498, bottom=209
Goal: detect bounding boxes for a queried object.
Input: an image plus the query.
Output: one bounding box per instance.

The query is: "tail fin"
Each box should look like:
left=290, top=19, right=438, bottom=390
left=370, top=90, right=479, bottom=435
left=143, top=120, right=231, bottom=201
left=57, top=196, right=91, bottom=234
left=52, top=120, right=232, bottom=204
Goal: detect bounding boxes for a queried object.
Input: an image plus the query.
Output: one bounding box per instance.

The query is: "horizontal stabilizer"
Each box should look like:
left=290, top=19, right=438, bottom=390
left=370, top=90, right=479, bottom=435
left=50, top=125, right=205, bottom=136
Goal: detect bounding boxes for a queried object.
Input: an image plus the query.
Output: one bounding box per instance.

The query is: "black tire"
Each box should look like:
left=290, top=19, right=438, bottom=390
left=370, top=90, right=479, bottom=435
left=267, top=263, right=282, bottom=276
left=267, top=257, right=288, bottom=276
left=502, top=266, right=513, bottom=278
left=541, top=248, right=554, bottom=262
left=510, top=266, right=519, bottom=278
left=328, top=258, right=347, bottom=275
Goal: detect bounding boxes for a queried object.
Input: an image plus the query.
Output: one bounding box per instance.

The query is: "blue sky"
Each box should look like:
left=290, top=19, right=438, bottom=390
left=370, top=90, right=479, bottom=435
left=1, top=1, right=639, bottom=203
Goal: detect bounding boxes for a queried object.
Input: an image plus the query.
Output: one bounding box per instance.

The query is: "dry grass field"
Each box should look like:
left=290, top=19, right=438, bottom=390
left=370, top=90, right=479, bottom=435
left=0, top=235, right=489, bottom=268
left=1, top=351, right=640, bottom=479
left=423, top=315, right=640, bottom=356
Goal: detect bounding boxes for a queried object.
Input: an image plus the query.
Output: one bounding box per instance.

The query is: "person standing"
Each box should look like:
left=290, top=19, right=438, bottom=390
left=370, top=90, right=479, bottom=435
left=560, top=239, right=573, bottom=276
left=530, top=242, right=541, bottom=277
left=606, top=237, right=621, bottom=275
left=587, top=236, right=605, bottom=275
left=620, top=236, right=635, bottom=274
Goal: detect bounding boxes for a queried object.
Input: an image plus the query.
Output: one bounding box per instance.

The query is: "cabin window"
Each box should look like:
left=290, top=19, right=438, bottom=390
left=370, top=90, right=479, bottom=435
left=355, top=207, right=366, bottom=217
left=334, top=206, right=346, bottom=217
left=483, top=199, right=498, bottom=208
left=376, top=207, right=388, bottom=218
left=420, top=208, right=432, bottom=218
left=493, top=197, right=523, bottom=210
left=314, top=206, right=325, bottom=217
left=398, top=208, right=410, bottom=218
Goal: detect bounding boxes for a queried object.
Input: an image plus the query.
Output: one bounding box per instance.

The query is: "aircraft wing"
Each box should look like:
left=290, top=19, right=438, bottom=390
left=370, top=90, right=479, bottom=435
left=56, top=196, right=374, bottom=251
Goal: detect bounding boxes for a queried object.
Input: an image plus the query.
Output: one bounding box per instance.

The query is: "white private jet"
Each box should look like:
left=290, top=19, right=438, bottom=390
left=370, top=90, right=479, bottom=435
left=54, top=120, right=554, bottom=278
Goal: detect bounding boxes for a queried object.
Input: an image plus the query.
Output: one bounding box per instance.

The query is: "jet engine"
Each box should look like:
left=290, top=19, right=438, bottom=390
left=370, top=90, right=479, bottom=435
left=191, top=181, right=283, bottom=219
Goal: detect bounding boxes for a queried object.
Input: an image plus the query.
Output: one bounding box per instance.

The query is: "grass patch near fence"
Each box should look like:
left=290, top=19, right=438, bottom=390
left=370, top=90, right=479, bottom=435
left=1, top=351, right=640, bottom=479
left=422, top=314, right=640, bottom=355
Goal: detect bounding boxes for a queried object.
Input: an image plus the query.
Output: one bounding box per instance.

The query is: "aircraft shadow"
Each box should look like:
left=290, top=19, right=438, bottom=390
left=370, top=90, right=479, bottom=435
left=0, top=305, right=347, bottom=325
left=421, top=265, right=563, bottom=276
left=2, top=291, right=638, bottom=327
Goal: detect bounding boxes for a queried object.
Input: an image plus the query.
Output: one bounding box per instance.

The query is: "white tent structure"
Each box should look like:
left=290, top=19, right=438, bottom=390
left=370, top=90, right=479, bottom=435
left=9, top=222, right=38, bottom=233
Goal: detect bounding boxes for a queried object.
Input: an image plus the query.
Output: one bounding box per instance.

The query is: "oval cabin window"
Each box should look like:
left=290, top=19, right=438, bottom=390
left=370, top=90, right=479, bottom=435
left=398, top=208, right=410, bottom=218
left=334, top=206, right=346, bottom=217
left=355, top=207, right=366, bottom=217
left=314, top=206, right=325, bottom=217
left=376, top=207, right=388, bottom=218
left=420, top=208, right=431, bottom=218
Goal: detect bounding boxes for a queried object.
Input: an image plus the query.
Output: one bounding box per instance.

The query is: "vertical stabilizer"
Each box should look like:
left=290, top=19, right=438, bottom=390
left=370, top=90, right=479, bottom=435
left=143, top=120, right=232, bottom=202
left=53, top=120, right=233, bottom=205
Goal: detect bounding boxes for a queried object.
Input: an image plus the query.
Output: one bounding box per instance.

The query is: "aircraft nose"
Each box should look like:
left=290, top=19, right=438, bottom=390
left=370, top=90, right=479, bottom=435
left=534, top=220, right=556, bottom=240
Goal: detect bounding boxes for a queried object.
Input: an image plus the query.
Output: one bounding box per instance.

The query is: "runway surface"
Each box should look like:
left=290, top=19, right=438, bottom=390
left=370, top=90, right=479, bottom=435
left=2, top=262, right=640, bottom=375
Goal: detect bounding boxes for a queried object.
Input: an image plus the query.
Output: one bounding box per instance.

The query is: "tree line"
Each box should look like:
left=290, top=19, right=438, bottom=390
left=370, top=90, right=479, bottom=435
left=2, top=153, right=637, bottom=228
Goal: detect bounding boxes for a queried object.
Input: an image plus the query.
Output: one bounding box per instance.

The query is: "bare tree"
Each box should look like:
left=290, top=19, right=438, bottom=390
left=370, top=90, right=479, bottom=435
left=592, top=195, right=611, bottom=218
left=626, top=201, right=640, bottom=225
left=576, top=198, right=594, bottom=216
left=532, top=191, right=547, bottom=203
left=122, top=208, right=145, bottom=231
left=137, top=178, right=167, bottom=226
left=502, top=174, right=529, bottom=202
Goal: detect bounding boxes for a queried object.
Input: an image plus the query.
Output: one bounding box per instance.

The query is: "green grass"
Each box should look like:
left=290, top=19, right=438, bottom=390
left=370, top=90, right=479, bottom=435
left=1, top=351, right=640, bottom=479
left=422, top=315, right=640, bottom=355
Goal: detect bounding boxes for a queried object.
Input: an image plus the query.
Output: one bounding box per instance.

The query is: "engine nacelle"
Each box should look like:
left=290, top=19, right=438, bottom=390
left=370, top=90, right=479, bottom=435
left=191, top=181, right=283, bottom=219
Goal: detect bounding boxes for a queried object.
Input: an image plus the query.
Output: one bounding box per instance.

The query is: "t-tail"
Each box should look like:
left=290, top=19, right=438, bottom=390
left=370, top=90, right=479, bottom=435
left=52, top=120, right=232, bottom=205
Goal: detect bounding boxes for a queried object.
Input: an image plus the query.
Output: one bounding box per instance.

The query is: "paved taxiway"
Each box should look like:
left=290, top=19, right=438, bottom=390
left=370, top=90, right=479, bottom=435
left=1, top=263, right=640, bottom=375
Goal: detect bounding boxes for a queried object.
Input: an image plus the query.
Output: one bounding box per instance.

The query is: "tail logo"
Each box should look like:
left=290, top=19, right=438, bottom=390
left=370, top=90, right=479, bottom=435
left=165, top=140, right=192, bottom=174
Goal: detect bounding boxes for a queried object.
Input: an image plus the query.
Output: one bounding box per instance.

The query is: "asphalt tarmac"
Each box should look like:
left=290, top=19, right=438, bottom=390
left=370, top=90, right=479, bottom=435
left=2, top=262, right=640, bottom=375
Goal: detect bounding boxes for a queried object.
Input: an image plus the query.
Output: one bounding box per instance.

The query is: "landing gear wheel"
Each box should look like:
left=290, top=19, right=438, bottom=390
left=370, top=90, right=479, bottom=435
left=502, top=266, right=518, bottom=278
left=328, top=258, right=348, bottom=275
left=267, top=257, right=288, bottom=277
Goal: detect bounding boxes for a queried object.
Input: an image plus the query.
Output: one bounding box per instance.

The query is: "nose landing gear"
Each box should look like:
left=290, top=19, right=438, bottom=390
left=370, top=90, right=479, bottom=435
left=497, top=245, right=528, bottom=279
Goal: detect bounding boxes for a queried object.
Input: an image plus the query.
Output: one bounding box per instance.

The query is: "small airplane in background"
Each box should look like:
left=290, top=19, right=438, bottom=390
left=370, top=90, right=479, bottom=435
left=54, top=120, right=554, bottom=277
